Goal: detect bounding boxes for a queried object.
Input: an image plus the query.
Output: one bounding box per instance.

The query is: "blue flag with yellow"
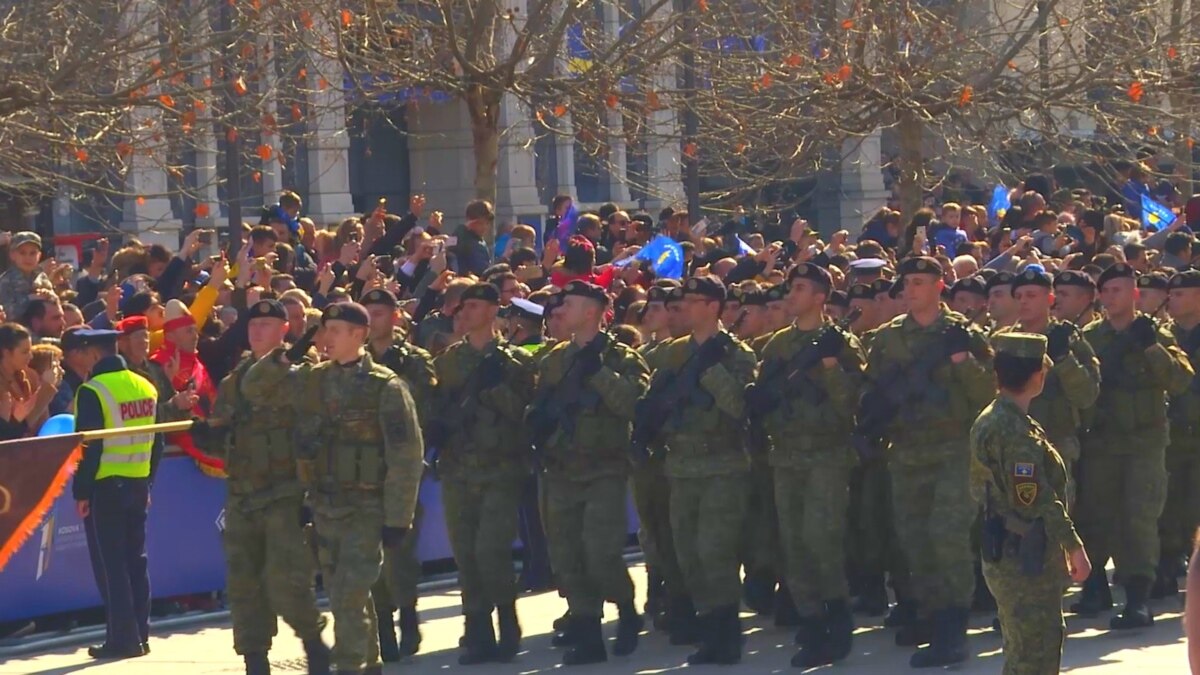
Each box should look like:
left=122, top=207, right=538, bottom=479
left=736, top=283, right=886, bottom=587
left=613, top=235, right=685, bottom=279
left=1141, top=194, right=1176, bottom=231
left=988, top=185, right=1010, bottom=225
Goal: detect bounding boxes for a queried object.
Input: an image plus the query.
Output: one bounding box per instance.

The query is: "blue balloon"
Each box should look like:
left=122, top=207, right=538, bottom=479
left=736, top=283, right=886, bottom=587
left=39, top=413, right=76, bottom=437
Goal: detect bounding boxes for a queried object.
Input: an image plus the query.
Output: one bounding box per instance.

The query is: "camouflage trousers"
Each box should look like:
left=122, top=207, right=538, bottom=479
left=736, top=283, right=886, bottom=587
left=1076, top=450, right=1167, bottom=583
left=631, top=454, right=685, bottom=594
left=544, top=474, right=635, bottom=618
left=312, top=497, right=385, bottom=671
left=669, top=471, right=751, bottom=613
left=371, top=502, right=424, bottom=610
left=846, top=456, right=910, bottom=595
left=741, top=455, right=781, bottom=579
left=984, top=554, right=1069, bottom=675
left=775, top=462, right=851, bottom=615
left=1160, top=442, right=1200, bottom=562
left=222, top=495, right=323, bottom=655
left=441, top=478, right=521, bottom=614
left=890, top=447, right=976, bottom=614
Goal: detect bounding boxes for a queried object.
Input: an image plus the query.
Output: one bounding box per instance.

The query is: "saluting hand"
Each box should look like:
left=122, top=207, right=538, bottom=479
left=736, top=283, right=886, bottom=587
left=1068, top=547, right=1092, bottom=583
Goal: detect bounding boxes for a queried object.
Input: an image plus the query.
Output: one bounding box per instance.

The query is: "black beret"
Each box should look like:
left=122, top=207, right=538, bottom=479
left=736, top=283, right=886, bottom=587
left=786, top=262, right=833, bottom=290
left=727, top=286, right=746, bottom=304
left=665, top=287, right=686, bottom=304
left=975, top=268, right=999, bottom=282
left=870, top=278, right=894, bottom=296
left=683, top=275, right=727, bottom=301
left=646, top=286, right=670, bottom=304
left=985, top=271, right=1015, bottom=294
left=1097, top=262, right=1136, bottom=289
left=248, top=299, right=287, bottom=321
left=740, top=289, right=767, bottom=307
left=561, top=280, right=609, bottom=306
left=848, top=283, right=876, bottom=301
left=897, top=256, right=942, bottom=278
left=322, top=302, right=370, bottom=327
left=1170, top=270, right=1200, bottom=289
left=1136, top=272, right=1170, bottom=292
left=827, top=289, right=850, bottom=308
left=888, top=277, right=905, bottom=299
left=361, top=288, right=398, bottom=307
left=1054, top=270, right=1096, bottom=290
left=1010, top=268, right=1052, bottom=294
left=543, top=292, right=564, bottom=315
left=460, top=282, right=501, bottom=305
left=764, top=285, right=787, bottom=303
left=950, top=276, right=987, bottom=298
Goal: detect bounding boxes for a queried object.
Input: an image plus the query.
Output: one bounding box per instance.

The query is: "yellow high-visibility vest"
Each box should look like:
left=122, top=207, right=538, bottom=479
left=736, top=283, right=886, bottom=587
left=76, top=370, right=158, bottom=480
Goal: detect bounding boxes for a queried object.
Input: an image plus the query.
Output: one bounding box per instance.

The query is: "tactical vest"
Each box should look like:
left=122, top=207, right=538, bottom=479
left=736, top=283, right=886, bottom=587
left=227, top=358, right=298, bottom=493
left=78, top=370, right=158, bottom=480
left=308, top=364, right=393, bottom=491
left=1087, top=325, right=1168, bottom=436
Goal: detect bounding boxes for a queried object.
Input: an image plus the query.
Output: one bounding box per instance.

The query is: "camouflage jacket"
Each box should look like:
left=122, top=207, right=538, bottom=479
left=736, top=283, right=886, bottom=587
left=0, top=267, right=52, bottom=318
left=1168, top=322, right=1200, bottom=450
left=369, top=332, right=437, bottom=430
left=533, top=335, right=648, bottom=479
left=970, top=396, right=1082, bottom=554
left=997, top=321, right=1100, bottom=448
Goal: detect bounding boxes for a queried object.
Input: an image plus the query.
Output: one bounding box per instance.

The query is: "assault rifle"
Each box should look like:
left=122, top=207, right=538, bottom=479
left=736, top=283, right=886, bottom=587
left=526, top=334, right=609, bottom=456
left=426, top=347, right=506, bottom=450
left=630, top=332, right=732, bottom=461
left=747, top=307, right=862, bottom=415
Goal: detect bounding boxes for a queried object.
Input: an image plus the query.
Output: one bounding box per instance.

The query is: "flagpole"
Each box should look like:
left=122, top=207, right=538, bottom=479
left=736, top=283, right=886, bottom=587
left=78, top=420, right=194, bottom=442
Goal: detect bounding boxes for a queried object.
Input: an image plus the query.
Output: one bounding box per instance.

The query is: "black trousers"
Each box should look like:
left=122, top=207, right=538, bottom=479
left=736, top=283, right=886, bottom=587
left=84, top=477, right=150, bottom=649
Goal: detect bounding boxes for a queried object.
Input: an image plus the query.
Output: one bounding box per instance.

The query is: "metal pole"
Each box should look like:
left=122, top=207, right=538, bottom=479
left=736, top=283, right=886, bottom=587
left=681, top=0, right=700, bottom=223
left=219, top=0, right=242, bottom=242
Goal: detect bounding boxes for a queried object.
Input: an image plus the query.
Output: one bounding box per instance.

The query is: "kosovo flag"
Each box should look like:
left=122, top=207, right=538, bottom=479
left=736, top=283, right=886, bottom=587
left=0, top=433, right=84, bottom=571
left=613, top=235, right=685, bottom=279
left=1141, top=194, right=1177, bottom=231
left=988, top=185, right=1011, bottom=225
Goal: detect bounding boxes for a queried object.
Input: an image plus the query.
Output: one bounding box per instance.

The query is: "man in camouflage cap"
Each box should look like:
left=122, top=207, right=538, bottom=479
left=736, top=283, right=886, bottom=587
left=0, top=231, right=53, bottom=318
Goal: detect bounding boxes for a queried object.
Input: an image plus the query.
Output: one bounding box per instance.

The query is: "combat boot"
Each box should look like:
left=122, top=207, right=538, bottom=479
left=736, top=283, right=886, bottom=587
left=552, top=608, right=572, bottom=633
left=667, top=595, right=699, bottom=645
left=398, top=604, right=421, bottom=656
left=457, top=612, right=498, bottom=665
left=1110, top=576, right=1155, bottom=629
left=742, top=570, right=776, bottom=616
left=852, top=574, right=889, bottom=616
left=612, top=602, right=644, bottom=656
left=1151, top=557, right=1180, bottom=599
left=302, top=638, right=331, bottom=675
left=562, top=615, right=607, bottom=666
left=551, top=611, right=577, bottom=647
left=909, top=607, right=968, bottom=668
left=645, top=569, right=666, bottom=616
left=893, top=606, right=932, bottom=648
left=826, top=598, right=855, bottom=662
left=1069, top=568, right=1113, bottom=615
left=773, top=583, right=801, bottom=627
left=790, top=615, right=831, bottom=668
left=243, top=652, right=270, bottom=675
left=375, top=608, right=399, bottom=662
left=687, top=606, right=741, bottom=665
left=495, top=602, right=522, bottom=661
left=884, top=596, right=918, bottom=628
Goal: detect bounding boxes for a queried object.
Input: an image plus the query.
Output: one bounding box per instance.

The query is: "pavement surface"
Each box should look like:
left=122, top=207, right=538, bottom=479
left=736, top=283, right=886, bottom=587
left=1, top=563, right=1188, bottom=674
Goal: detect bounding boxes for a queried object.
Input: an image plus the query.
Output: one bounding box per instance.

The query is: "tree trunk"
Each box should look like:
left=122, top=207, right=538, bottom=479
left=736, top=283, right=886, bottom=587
left=896, top=109, right=925, bottom=224
left=466, top=86, right=501, bottom=248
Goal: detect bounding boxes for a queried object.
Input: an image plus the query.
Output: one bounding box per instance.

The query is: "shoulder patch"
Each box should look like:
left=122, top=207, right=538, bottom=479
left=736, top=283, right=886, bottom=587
left=1014, top=462, right=1035, bottom=478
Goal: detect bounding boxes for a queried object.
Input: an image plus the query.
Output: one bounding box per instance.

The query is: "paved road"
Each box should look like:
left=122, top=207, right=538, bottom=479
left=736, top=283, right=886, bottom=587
left=3, top=564, right=1188, bottom=674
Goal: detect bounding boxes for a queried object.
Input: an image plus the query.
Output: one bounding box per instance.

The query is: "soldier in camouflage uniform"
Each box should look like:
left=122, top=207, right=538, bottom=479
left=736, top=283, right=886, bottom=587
left=749, top=264, right=865, bottom=668
left=429, top=283, right=535, bottom=664
left=361, top=289, right=436, bottom=660
left=199, top=300, right=331, bottom=675
left=986, top=271, right=1018, bottom=332
left=529, top=281, right=648, bottom=665
left=242, top=302, right=424, bottom=675
left=862, top=256, right=994, bottom=667
left=639, top=276, right=757, bottom=665
left=1051, top=271, right=1098, bottom=327
left=1075, top=263, right=1194, bottom=627
left=1159, top=270, right=1200, bottom=597
left=970, top=333, right=1092, bottom=675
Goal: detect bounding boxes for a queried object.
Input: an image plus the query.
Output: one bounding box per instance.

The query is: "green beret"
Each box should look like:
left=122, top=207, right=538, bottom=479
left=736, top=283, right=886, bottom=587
left=985, top=271, right=1015, bottom=294
left=1054, top=270, right=1096, bottom=290
left=361, top=288, right=398, bottom=307
left=1010, top=268, right=1052, bottom=294
left=460, top=282, right=501, bottom=305
left=1136, top=272, right=1170, bottom=292
left=786, top=262, right=833, bottom=290
left=561, top=280, right=609, bottom=306
left=897, top=256, right=942, bottom=278
left=993, top=332, right=1048, bottom=360
left=248, top=299, right=287, bottom=321
left=322, top=301, right=370, bottom=327
left=950, top=276, right=987, bottom=298
left=1169, top=269, right=1200, bottom=289
left=683, top=275, right=727, bottom=302
left=848, top=283, right=876, bottom=301
left=1097, top=262, right=1136, bottom=289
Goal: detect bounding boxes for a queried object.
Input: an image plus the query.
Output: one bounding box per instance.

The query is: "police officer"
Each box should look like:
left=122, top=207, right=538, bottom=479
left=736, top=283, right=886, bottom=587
left=71, top=328, right=161, bottom=660
left=430, top=283, right=535, bottom=664
left=640, top=276, right=757, bottom=665
left=970, top=333, right=1092, bottom=675
left=749, top=263, right=865, bottom=667
left=530, top=280, right=648, bottom=664
left=1075, top=263, right=1194, bottom=626
left=242, top=302, right=424, bottom=675
left=1160, top=270, right=1200, bottom=597
left=202, top=300, right=330, bottom=675
left=861, top=256, right=994, bottom=667
left=361, top=288, right=435, bottom=660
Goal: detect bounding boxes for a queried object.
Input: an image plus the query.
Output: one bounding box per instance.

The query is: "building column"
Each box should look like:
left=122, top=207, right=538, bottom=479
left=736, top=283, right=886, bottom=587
left=492, top=0, right=542, bottom=224
left=305, top=36, right=355, bottom=223
left=552, top=115, right=578, bottom=201
left=817, top=129, right=889, bottom=237
left=120, top=0, right=180, bottom=247
left=643, top=0, right=682, bottom=212
left=602, top=2, right=630, bottom=204
left=258, top=31, right=284, bottom=202
left=190, top=7, right=220, bottom=230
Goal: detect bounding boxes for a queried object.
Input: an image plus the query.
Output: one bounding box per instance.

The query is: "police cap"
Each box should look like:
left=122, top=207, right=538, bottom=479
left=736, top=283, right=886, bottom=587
left=61, top=327, right=120, bottom=352
left=508, top=297, right=545, bottom=323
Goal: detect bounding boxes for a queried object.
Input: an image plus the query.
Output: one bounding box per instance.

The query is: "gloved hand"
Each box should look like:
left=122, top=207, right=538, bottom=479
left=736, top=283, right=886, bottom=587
left=382, top=526, right=409, bottom=549
left=1046, top=323, right=1073, bottom=362
left=284, top=325, right=320, bottom=364
left=1129, top=315, right=1158, bottom=349
left=575, top=345, right=604, bottom=379
left=943, top=324, right=972, bottom=357
left=476, top=355, right=507, bottom=389
left=815, top=329, right=845, bottom=360
left=189, top=417, right=210, bottom=437
left=744, top=382, right=774, bottom=410
left=696, top=334, right=730, bottom=368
